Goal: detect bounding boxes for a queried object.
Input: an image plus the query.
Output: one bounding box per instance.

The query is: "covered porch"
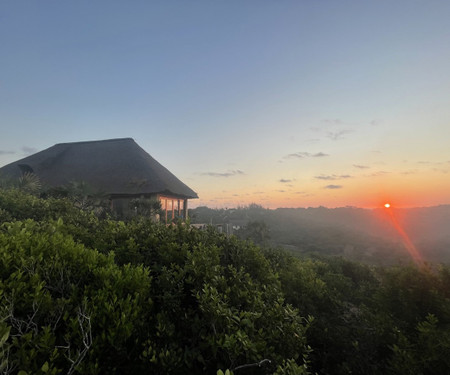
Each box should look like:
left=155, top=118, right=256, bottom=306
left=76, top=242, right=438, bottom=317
left=158, top=195, right=189, bottom=223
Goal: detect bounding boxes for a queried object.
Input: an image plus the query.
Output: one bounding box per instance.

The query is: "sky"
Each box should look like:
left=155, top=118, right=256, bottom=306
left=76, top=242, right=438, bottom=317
left=1, top=1, right=449, bottom=209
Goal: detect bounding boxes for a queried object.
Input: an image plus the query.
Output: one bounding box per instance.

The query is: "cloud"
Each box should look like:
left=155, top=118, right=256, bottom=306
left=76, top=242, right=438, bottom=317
left=353, top=164, right=370, bottom=169
left=433, top=168, right=449, bottom=174
left=279, top=178, right=293, bottom=183
left=401, top=170, right=418, bottom=175
left=314, top=174, right=352, bottom=180
left=285, top=152, right=310, bottom=159
left=277, top=190, right=286, bottom=193
left=324, top=184, right=343, bottom=189
left=370, top=119, right=382, bottom=126
left=0, top=150, right=15, bottom=155
left=201, top=170, right=245, bottom=178
left=22, top=146, right=38, bottom=155
left=326, top=129, right=353, bottom=140
left=283, top=151, right=329, bottom=159
left=366, top=171, right=389, bottom=177
left=294, top=191, right=310, bottom=196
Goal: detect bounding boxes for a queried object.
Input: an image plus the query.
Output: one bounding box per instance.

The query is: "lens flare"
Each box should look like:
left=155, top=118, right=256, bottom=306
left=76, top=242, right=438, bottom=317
left=385, top=208, right=423, bottom=265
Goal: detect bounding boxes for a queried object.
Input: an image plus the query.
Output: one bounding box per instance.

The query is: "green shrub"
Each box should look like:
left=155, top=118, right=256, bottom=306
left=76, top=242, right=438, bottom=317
left=0, top=220, right=152, bottom=374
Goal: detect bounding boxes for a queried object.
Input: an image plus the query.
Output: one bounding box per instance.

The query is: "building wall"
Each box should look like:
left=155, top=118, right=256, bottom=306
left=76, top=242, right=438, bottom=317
left=111, top=194, right=189, bottom=223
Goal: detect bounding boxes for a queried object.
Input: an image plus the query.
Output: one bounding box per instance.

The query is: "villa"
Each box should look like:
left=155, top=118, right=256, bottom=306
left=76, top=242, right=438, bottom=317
left=0, top=138, right=198, bottom=221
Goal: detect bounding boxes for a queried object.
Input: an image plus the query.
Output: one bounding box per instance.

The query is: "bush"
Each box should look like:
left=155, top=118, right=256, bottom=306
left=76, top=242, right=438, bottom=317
left=0, top=220, right=152, bottom=374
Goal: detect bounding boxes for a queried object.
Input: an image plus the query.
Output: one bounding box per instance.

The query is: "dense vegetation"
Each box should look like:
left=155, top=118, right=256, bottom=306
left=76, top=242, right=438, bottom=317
left=1, top=189, right=449, bottom=374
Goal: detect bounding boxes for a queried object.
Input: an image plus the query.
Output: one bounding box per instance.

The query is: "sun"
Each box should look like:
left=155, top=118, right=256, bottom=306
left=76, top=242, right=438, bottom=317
left=384, top=203, right=391, bottom=208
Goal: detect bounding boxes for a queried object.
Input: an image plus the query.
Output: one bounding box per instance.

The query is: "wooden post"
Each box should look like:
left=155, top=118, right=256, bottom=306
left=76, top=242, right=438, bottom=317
left=183, top=199, right=188, bottom=220
left=164, top=198, right=167, bottom=223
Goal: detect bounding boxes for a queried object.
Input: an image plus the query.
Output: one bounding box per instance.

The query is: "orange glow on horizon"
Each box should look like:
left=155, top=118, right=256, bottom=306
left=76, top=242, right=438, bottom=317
left=191, top=174, right=450, bottom=209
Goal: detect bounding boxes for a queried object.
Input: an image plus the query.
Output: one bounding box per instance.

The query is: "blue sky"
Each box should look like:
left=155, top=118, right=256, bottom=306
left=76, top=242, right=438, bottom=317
left=1, top=1, right=449, bottom=208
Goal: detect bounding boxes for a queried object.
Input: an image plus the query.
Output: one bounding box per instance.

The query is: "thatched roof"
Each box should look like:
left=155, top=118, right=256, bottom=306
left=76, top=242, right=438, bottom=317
left=0, top=138, right=198, bottom=199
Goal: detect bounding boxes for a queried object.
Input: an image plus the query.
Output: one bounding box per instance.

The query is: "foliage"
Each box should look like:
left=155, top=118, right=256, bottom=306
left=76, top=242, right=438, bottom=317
left=0, top=190, right=311, bottom=374
left=0, top=173, right=42, bottom=196
left=17, top=173, right=42, bottom=195
left=267, top=252, right=450, bottom=375
left=236, top=220, right=271, bottom=247
left=0, top=220, right=151, bottom=374
left=128, top=197, right=161, bottom=218
left=1, top=190, right=450, bottom=374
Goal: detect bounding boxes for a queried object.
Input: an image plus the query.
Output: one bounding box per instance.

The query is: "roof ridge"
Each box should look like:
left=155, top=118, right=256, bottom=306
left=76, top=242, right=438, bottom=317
left=55, top=138, right=135, bottom=146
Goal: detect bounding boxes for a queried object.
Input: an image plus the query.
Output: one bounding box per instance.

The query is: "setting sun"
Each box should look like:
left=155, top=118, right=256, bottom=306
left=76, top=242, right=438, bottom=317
left=384, top=203, right=391, bottom=208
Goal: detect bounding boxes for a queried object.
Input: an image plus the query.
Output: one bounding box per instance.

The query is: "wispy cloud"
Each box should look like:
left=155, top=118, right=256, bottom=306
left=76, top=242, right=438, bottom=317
left=401, top=169, right=418, bottom=175
left=314, top=174, right=352, bottom=180
left=370, top=119, right=382, bottom=126
left=0, top=150, right=15, bottom=155
left=353, top=164, right=370, bottom=169
left=22, top=146, right=38, bottom=155
left=294, top=191, right=311, bottom=196
left=279, top=178, right=293, bottom=183
left=366, top=171, right=389, bottom=177
left=326, top=129, right=353, bottom=140
left=285, top=152, right=311, bottom=159
left=324, top=184, right=343, bottom=189
left=419, top=160, right=449, bottom=166
left=283, top=151, right=329, bottom=160
left=201, top=170, right=245, bottom=178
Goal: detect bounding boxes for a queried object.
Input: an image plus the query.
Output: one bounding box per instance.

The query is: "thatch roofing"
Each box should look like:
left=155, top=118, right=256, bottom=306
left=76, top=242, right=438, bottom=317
left=0, top=138, right=198, bottom=199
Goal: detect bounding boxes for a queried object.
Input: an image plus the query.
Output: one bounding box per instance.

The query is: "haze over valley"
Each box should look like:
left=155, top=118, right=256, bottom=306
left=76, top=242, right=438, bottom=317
left=190, top=204, right=450, bottom=265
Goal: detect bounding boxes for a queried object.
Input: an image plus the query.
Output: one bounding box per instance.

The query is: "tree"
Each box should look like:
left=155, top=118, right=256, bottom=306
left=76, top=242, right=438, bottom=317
left=237, top=220, right=270, bottom=247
